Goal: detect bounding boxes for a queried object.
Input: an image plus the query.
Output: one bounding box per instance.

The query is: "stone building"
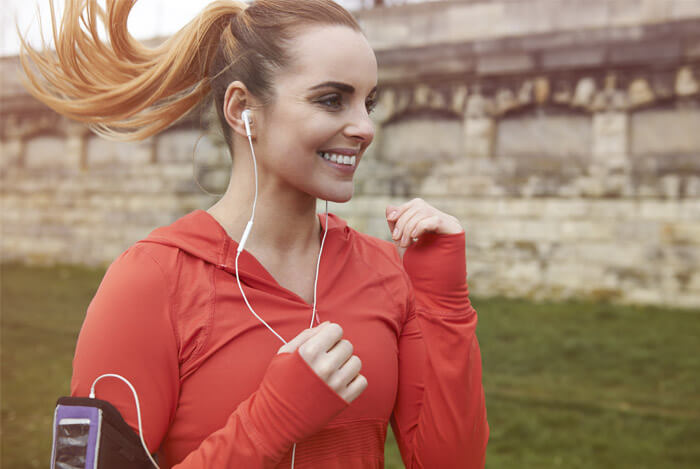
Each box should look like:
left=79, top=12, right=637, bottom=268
left=2, top=0, right=700, bottom=308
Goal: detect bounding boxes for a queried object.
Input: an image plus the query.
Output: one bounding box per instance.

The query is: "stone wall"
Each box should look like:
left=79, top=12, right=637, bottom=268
left=2, top=0, right=700, bottom=308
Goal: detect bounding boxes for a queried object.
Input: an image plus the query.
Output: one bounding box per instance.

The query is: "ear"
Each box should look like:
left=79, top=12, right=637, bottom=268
left=223, top=81, right=257, bottom=139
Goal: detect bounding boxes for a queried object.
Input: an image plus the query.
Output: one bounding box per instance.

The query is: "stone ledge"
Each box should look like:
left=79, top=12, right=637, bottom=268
left=358, top=0, right=700, bottom=51
left=375, top=19, right=700, bottom=85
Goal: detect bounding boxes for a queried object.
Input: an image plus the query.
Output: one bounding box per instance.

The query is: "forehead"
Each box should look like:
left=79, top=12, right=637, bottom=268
left=278, top=25, right=378, bottom=92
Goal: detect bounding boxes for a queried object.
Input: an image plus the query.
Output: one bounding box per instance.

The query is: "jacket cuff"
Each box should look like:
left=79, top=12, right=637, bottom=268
left=402, top=231, right=471, bottom=314
left=242, top=349, right=349, bottom=459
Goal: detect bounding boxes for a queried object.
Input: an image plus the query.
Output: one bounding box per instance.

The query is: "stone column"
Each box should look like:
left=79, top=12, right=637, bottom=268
left=592, top=111, right=628, bottom=172
left=464, top=91, right=495, bottom=158
left=586, top=74, right=631, bottom=199
left=1, top=115, right=26, bottom=170
left=0, top=136, right=24, bottom=171
left=64, top=122, right=89, bottom=172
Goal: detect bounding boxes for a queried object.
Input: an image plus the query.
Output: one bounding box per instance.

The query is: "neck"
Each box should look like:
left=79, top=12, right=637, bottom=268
left=207, top=159, right=323, bottom=256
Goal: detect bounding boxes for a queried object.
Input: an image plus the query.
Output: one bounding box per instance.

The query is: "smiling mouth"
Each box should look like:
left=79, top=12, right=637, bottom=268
left=317, top=151, right=357, bottom=167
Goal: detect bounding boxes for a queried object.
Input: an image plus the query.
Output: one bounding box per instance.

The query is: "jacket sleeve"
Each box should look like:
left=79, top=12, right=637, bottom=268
left=70, top=245, right=348, bottom=468
left=389, top=231, right=489, bottom=469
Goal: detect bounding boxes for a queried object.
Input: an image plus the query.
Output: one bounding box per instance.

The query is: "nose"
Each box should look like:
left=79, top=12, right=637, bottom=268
left=344, top=106, right=375, bottom=145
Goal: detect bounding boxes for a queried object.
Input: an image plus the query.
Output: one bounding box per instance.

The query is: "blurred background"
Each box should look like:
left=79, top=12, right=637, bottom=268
left=2, top=0, right=699, bottom=467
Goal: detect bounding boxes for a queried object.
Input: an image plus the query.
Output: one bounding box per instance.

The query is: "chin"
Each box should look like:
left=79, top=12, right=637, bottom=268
left=331, top=193, right=353, bottom=203
left=320, top=186, right=354, bottom=203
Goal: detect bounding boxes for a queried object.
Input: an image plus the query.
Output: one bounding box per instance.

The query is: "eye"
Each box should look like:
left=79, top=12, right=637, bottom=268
left=318, top=94, right=343, bottom=109
left=366, top=97, right=377, bottom=115
left=317, top=93, right=377, bottom=114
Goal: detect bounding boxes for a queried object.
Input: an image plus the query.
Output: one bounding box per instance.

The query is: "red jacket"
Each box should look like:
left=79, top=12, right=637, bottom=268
left=71, top=209, right=488, bottom=468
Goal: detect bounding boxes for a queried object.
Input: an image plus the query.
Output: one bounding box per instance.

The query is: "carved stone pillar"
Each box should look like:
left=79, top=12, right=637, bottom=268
left=64, top=122, right=90, bottom=172
left=592, top=111, right=628, bottom=172
left=464, top=91, right=495, bottom=158
left=591, top=74, right=630, bottom=175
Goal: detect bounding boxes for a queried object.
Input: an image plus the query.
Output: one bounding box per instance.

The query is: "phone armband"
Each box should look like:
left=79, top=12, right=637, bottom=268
left=51, top=396, right=155, bottom=469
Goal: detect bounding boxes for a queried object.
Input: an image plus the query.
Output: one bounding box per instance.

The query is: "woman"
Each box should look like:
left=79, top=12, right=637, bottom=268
left=20, top=1, right=488, bottom=467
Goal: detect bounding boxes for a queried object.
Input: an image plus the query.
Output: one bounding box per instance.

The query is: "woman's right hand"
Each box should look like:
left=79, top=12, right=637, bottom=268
left=277, top=322, right=367, bottom=404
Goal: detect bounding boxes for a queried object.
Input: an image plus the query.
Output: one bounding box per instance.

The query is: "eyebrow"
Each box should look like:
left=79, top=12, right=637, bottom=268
left=309, top=81, right=378, bottom=95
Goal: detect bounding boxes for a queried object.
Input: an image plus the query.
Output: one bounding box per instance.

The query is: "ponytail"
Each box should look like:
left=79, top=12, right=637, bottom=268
left=18, top=0, right=247, bottom=141
left=18, top=0, right=362, bottom=144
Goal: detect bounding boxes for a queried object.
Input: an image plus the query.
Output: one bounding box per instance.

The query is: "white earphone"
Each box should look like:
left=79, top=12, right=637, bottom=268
left=236, top=108, right=329, bottom=469
left=241, top=109, right=252, bottom=137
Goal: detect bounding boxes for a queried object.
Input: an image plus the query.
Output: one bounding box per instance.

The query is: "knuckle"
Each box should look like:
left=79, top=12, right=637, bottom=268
left=353, top=355, right=362, bottom=370
left=329, top=379, right=342, bottom=392
left=316, top=360, right=335, bottom=379
left=342, top=339, right=353, bottom=355
left=356, top=374, right=368, bottom=389
left=298, top=343, right=316, bottom=360
left=329, top=323, right=343, bottom=337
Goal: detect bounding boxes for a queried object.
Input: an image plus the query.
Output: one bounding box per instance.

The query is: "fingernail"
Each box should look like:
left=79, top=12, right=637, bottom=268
left=393, top=227, right=399, bottom=238
left=389, top=211, right=397, bottom=220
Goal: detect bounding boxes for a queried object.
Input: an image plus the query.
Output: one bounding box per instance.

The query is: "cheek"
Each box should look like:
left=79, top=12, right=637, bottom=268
left=266, top=140, right=318, bottom=174
left=264, top=111, right=340, bottom=163
left=303, top=118, right=341, bottom=150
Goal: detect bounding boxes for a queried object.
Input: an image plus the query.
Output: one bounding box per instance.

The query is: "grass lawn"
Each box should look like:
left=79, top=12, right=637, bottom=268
left=2, top=262, right=699, bottom=468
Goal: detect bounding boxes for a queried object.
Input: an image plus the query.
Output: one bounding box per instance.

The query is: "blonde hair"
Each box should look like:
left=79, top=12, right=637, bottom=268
left=18, top=0, right=362, bottom=143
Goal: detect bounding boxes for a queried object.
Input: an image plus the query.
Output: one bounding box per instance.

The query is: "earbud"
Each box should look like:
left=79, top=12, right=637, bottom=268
left=241, top=109, right=252, bottom=137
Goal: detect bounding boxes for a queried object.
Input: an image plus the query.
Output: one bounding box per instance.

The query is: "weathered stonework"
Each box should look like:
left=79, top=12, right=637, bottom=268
left=2, top=0, right=700, bottom=308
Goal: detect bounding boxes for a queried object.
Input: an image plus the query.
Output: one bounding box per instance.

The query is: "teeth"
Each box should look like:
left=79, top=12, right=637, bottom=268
left=317, top=151, right=357, bottom=166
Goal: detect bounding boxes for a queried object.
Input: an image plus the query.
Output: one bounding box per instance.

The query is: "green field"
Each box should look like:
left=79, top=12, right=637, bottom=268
left=2, top=262, right=699, bottom=468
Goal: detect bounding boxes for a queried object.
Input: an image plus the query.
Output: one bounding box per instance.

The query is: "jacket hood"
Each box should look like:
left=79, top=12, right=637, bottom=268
left=137, top=209, right=349, bottom=285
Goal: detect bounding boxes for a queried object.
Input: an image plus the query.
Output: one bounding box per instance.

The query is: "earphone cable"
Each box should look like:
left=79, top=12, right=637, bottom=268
left=236, top=116, right=330, bottom=468
left=85, top=115, right=328, bottom=469
left=89, top=374, right=160, bottom=469
left=311, top=200, right=329, bottom=328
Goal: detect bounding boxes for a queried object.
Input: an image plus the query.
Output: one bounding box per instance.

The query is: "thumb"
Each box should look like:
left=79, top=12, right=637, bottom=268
left=277, top=321, right=329, bottom=355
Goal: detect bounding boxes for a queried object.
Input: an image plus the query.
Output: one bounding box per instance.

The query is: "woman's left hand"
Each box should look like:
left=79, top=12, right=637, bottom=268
left=385, top=198, right=463, bottom=250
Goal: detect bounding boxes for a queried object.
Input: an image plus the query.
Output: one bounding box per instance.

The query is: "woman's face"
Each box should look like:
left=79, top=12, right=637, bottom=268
left=254, top=25, right=378, bottom=203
